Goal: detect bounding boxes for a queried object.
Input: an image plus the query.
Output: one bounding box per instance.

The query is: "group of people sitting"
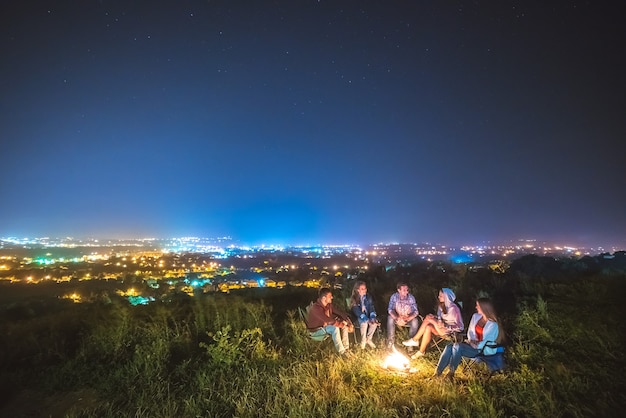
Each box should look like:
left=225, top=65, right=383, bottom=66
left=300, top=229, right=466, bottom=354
left=306, top=281, right=503, bottom=379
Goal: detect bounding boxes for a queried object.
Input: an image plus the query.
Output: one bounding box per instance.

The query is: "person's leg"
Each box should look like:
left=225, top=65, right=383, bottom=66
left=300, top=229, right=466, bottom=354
left=340, top=326, right=350, bottom=350
left=366, top=321, right=377, bottom=341
left=324, top=325, right=347, bottom=354
left=408, top=317, right=419, bottom=339
left=449, top=343, right=480, bottom=375
left=435, top=343, right=454, bottom=375
left=359, top=322, right=368, bottom=348
left=386, top=315, right=396, bottom=346
left=419, top=325, right=435, bottom=354
left=411, top=320, right=428, bottom=342
left=308, top=328, right=327, bottom=341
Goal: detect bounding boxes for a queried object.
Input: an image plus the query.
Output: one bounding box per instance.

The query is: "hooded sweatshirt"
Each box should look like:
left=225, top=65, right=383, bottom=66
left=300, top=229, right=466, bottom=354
left=437, top=288, right=464, bottom=333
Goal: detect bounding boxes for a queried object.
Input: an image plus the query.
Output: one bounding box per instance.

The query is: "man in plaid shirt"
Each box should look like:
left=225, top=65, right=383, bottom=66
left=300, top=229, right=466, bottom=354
left=386, top=282, right=419, bottom=348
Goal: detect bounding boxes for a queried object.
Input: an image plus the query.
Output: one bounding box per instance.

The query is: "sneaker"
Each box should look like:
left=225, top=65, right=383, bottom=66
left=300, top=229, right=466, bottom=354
left=402, top=339, right=419, bottom=347
left=366, top=341, right=376, bottom=349
left=340, top=350, right=355, bottom=358
left=411, top=351, right=424, bottom=359
left=360, top=342, right=366, bottom=350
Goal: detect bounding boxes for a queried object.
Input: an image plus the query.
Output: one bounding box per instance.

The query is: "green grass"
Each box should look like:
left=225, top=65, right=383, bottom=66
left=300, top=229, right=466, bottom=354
left=1, top=275, right=625, bottom=417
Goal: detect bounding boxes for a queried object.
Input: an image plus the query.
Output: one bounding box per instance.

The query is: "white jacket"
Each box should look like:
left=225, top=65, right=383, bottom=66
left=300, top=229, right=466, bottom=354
left=467, top=312, right=500, bottom=355
left=437, top=288, right=464, bottom=332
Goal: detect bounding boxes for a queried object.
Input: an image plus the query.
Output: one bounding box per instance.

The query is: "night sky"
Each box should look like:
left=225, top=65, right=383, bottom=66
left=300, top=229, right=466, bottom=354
left=1, top=1, right=624, bottom=247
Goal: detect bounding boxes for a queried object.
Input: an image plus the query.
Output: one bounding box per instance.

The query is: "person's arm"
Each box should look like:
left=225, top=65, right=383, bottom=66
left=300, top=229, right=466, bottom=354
left=446, top=304, right=464, bottom=332
left=466, top=313, right=478, bottom=342
left=436, top=306, right=443, bottom=321
left=306, top=303, right=329, bottom=330
left=407, top=295, right=419, bottom=320
left=351, top=302, right=364, bottom=320
left=387, top=294, right=397, bottom=319
left=331, top=304, right=350, bottom=323
left=366, top=295, right=377, bottom=320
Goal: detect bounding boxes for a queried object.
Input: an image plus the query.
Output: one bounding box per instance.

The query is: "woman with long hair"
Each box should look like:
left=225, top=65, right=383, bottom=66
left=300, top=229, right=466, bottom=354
left=402, top=288, right=463, bottom=357
left=434, top=297, right=502, bottom=379
left=350, top=281, right=379, bottom=349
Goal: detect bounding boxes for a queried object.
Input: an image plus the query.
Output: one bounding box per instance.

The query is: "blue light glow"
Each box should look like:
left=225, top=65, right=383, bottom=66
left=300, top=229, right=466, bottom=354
left=127, top=295, right=155, bottom=306
left=450, top=252, right=473, bottom=263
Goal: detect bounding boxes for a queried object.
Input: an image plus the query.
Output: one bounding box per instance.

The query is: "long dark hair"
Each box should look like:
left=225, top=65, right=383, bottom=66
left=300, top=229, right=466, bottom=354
left=477, top=298, right=504, bottom=344
left=438, top=288, right=456, bottom=315
left=350, top=280, right=366, bottom=307
left=438, top=290, right=448, bottom=315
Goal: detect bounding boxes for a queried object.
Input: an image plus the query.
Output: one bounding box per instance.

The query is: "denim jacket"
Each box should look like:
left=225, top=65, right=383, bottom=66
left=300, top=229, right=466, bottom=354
left=351, top=294, right=377, bottom=324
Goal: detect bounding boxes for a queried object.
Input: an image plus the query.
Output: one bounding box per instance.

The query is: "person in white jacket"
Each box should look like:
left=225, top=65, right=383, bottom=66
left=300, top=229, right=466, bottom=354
left=434, top=297, right=502, bottom=379
left=402, top=288, right=464, bottom=357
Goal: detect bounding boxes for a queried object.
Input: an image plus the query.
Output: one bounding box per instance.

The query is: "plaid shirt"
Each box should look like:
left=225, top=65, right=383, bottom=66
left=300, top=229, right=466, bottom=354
left=387, top=292, right=418, bottom=317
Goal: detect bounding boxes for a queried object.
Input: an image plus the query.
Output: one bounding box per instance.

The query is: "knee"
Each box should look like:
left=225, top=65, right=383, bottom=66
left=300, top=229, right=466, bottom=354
left=327, top=326, right=340, bottom=337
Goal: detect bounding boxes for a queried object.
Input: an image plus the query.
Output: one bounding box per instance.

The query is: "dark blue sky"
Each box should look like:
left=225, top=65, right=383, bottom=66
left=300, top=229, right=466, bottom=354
left=1, top=1, right=625, bottom=247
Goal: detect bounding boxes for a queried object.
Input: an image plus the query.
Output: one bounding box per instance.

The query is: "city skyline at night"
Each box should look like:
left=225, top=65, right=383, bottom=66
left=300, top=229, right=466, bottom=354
left=1, top=234, right=622, bottom=255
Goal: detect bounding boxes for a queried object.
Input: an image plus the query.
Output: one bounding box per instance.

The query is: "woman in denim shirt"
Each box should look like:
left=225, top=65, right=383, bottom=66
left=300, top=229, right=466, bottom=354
left=349, top=281, right=379, bottom=349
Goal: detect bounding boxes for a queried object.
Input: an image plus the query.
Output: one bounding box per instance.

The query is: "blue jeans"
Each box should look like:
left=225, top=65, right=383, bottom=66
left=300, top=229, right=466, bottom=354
left=436, top=342, right=480, bottom=375
left=310, top=325, right=349, bottom=353
left=386, top=316, right=419, bottom=345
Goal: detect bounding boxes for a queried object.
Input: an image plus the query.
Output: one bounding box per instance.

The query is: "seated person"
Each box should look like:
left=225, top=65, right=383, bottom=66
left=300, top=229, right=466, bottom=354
left=402, top=287, right=464, bottom=358
left=434, top=297, right=502, bottom=380
left=349, top=280, right=379, bottom=349
left=386, top=282, right=419, bottom=348
left=306, top=287, right=354, bottom=356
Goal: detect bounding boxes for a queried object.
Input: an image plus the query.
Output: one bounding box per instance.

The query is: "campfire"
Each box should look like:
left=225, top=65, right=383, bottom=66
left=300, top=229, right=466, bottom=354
left=381, top=346, right=417, bottom=373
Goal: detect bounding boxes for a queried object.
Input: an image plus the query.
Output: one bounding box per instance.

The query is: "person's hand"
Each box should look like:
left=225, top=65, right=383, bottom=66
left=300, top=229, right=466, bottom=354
left=424, top=316, right=437, bottom=326
left=396, top=318, right=406, bottom=327
left=434, top=321, right=447, bottom=334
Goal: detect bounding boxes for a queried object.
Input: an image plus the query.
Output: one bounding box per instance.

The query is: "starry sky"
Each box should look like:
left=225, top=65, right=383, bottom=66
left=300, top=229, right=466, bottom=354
left=1, top=1, right=625, bottom=247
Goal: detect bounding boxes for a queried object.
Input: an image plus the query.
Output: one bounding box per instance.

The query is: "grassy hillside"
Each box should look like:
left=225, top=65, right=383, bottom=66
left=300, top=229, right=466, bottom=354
left=1, top=270, right=625, bottom=417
